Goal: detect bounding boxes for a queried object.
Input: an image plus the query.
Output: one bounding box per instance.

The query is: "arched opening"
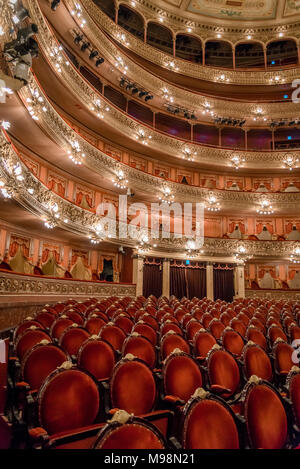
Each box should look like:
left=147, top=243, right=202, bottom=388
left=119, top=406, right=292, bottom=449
left=205, top=40, right=233, bottom=68
left=118, top=4, right=144, bottom=40
left=175, top=34, right=203, bottom=63
left=274, top=127, right=300, bottom=149
left=93, top=0, right=115, bottom=21
left=267, top=40, right=298, bottom=67
left=235, top=42, right=264, bottom=69
left=128, top=100, right=153, bottom=126
left=147, top=22, right=173, bottom=55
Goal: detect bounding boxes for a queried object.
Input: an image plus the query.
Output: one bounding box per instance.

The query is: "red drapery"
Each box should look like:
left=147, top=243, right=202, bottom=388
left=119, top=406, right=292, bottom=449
left=143, top=258, right=162, bottom=299
left=213, top=264, right=235, bottom=302
left=170, top=260, right=206, bottom=300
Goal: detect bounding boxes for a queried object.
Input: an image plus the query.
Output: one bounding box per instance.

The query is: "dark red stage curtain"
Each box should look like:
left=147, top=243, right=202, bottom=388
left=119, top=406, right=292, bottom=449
left=170, top=261, right=206, bottom=299
left=213, top=264, right=235, bottom=302
left=143, top=259, right=162, bottom=299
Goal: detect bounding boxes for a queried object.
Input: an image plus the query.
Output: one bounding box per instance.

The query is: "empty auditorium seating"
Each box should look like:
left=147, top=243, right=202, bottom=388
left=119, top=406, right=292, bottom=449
left=1, top=295, right=300, bottom=449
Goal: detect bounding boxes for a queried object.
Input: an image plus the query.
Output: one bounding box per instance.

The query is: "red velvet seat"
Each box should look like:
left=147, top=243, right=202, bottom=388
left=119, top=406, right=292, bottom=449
left=182, top=394, right=239, bottom=449
left=122, top=334, right=156, bottom=369
left=268, top=326, right=287, bottom=346
left=99, top=324, right=127, bottom=352
left=163, top=352, right=202, bottom=403
left=160, top=322, right=182, bottom=337
left=84, top=316, right=106, bottom=335
left=50, top=317, right=73, bottom=341
left=62, top=310, right=84, bottom=326
left=160, top=332, right=190, bottom=360
left=140, top=314, right=159, bottom=331
left=221, top=329, right=244, bottom=357
left=193, top=330, right=217, bottom=361
left=21, top=343, right=69, bottom=391
left=220, top=312, right=231, bottom=327
left=230, top=319, right=247, bottom=337
left=290, top=325, right=300, bottom=342
left=0, top=338, right=9, bottom=414
left=13, top=320, right=44, bottom=343
left=287, top=370, right=300, bottom=428
left=201, top=313, right=214, bottom=329
left=181, top=313, right=193, bottom=329
left=186, top=319, right=202, bottom=341
left=244, top=381, right=288, bottom=449
left=209, top=320, right=225, bottom=340
left=93, top=415, right=166, bottom=449
left=78, top=338, right=115, bottom=381
left=15, top=328, right=51, bottom=361
left=246, top=327, right=267, bottom=351
left=132, top=322, right=157, bottom=345
left=242, top=344, right=272, bottom=381
left=36, top=367, right=100, bottom=435
left=113, top=315, right=134, bottom=334
left=110, top=358, right=156, bottom=415
left=34, top=311, right=56, bottom=330
left=59, top=326, right=90, bottom=358
left=273, top=341, right=294, bottom=377
left=207, top=349, right=240, bottom=399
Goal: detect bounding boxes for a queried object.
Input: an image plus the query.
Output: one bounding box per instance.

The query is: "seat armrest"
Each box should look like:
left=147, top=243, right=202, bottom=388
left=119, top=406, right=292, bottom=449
left=169, top=436, right=182, bottom=449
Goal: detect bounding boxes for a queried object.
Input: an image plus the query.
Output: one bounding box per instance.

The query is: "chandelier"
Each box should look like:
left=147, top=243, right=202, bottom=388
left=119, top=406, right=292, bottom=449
left=283, top=154, right=299, bottom=171
left=112, top=169, right=128, bottom=189
left=206, top=195, right=220, bottom=212
left=256, top=200, right=274, bottom=215
left=182, top=146, right=196, bottom=161
left=136, top=234, right=157, bottom=254
left=185, top=239, right=204, bottom=258
left=231, top=154, right=245, bottom=170
left=159, top=187, right=174, bottom=205
left=290, top=248, right=300, bottom=264
left=135, top=129, right=152, bottom=145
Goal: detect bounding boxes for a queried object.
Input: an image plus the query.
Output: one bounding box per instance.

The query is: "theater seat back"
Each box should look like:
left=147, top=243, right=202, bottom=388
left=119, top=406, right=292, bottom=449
left=183, top=397, right=239, bottom=449
left=38, top=368, right=100, bottom=435
left=78, top=339, right=115, bottom=381
left=163, top=353, right=202, bottom=403
left=110, top=359, right=156, bottom=415
left=244, top=382, right=287, bottom=449
left=208, top=350, right=240, bottom=398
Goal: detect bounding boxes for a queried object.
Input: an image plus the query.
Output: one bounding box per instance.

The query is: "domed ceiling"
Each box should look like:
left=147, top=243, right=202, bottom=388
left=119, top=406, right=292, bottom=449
left=140, top=0, right=300, bottom=25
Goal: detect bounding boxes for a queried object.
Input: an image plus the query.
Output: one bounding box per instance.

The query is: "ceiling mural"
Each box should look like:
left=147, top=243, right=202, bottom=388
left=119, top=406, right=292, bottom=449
left=284, top=0, right=300, bottom=17
left=187, top=0, right=278, bottom=20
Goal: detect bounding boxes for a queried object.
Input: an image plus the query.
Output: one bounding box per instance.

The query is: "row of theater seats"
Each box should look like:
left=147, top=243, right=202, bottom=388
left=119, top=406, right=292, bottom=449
left=0, top=294, right=299, bottom=449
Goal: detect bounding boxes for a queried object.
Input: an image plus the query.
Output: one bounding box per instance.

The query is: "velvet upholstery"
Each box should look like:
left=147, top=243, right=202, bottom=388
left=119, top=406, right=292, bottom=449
left=122, top=335, right=156, bottom=369
left=110, top=360, right=156, bottom=415
left=163, top=353, right=202, bottom=403
left=160, top=333, right=190, bottom=360
left=84, top=317, right=106, bottom=335
left=208, top=350, right=240, bottom=398
left=38, top=368, right=100, bottom=435
left=78, top=339, right=115, bottom=380
left=16, top=329, right=51, bottom=361
left=183, top=398, right=239, bottom=449
left=193, top=331, right=217, bottom=360
left=222, top=330, right=244, bottom=357
left=50, top=318, right=73, bottom=341
left=132, top=323, right=157, bottom=345
left=93, top=419, right=165, bottom=449
left=273, top=342, right=294, bottom=375
left=99, top=325, right=127, bottom=352
left=59, top=327, right=90, bottom=357
left=22, top=344, right=68, bottom=391
left=13, top=320, right=44, bottom=343
left=243, top=345, right=273, bottom=381
left=246, top=327, right=267, bottom=350
left=289, top=373, right=300, bottom=428
left=245, top=383, right=288, bottom=449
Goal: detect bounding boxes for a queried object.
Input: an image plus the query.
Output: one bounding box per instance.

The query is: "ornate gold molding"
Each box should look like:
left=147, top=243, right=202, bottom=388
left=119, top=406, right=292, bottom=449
left=76, top=0, right=300, bottom=85
left=21, top=2, right=300, bottom=171
left=245, top=288, right=300, bottom=300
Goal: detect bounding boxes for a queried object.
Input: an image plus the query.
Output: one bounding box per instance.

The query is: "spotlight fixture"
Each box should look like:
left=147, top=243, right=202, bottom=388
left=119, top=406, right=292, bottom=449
left=95, top=57, right=104, bottom=67
left=80, top=41, right=90, bottom=51
left=74, top=33, right=83, bottom=44
left=89, top=50, right=98, bottom=60
left=51, top=0, right=60, bottom=11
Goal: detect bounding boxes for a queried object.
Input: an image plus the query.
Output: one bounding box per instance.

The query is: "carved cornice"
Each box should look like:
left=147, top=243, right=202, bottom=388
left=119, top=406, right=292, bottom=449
left=74, top=0, right=300, bottom=85
left=20, top=2, right=300, bottom=171
left=19, top=77, right=300, bottom=212
left=0, top=270, right=136, bottom=297
left=115, top=0, right=300, bottom=41
left=245, top=288, right=300, bottom=300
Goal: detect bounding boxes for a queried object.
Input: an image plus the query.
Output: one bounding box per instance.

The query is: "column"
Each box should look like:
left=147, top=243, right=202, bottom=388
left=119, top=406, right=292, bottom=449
left=206, top=262, right=214, bottom=300
left=133, top=256, right=144, bottom=297
left=162, top=258, right=170, bottom=298
left=235, top=264, right=245, bottom=298
left=263, top=46, right=267, bottom=70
